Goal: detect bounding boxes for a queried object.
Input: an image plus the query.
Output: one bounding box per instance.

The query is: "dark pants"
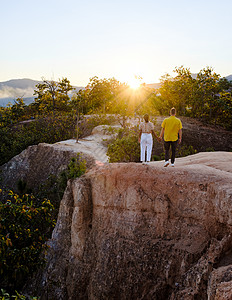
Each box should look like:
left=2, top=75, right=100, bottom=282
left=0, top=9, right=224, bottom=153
left=164, top=140, right=178, bottom=164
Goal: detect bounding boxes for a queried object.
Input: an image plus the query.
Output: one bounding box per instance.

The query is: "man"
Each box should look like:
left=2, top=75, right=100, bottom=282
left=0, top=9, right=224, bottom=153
left=159, top=107, right=182, bottom=167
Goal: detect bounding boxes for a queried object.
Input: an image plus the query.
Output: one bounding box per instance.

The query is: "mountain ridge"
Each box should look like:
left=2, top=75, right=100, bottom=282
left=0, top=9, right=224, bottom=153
left=0, top=78, right=84, bottom=107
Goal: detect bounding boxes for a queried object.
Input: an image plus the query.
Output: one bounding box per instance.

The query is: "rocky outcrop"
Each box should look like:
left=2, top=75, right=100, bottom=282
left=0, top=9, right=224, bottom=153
left=27, top=152, right=232, bottom=300
left=0, top=125, right=119, bottom=192
left=0, top=143, right=95, bottom=193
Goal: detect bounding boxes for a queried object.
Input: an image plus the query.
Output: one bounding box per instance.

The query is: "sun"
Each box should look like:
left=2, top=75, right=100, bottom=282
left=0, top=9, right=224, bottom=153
left=127, top=76, right=141, bottom=90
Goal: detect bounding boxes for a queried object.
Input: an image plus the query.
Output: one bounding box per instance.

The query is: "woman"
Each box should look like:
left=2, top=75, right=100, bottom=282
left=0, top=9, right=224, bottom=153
left=138, top=114, right=159, bottom=163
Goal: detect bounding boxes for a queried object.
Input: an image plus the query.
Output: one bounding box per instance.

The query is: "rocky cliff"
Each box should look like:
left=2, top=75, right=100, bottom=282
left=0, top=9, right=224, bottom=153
left=26, top=152, right=232, bottom=300
left=0, top=143, right=96, bottom=193
left=0, top=125, right=116, bottom=192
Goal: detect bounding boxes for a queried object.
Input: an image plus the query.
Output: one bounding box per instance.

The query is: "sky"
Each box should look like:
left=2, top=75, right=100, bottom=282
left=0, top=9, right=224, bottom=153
left=1, top=0, right=232, bottom=87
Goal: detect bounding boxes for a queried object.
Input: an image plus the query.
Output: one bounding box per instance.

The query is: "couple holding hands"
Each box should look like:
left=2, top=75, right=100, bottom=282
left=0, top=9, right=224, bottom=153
left=138, top=108, right=182, bottom=167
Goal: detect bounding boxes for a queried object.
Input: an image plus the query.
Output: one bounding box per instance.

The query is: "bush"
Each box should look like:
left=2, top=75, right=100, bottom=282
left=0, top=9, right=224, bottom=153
left=0, top=289, right=37, bottom=300
left=107, top=127, right=140, bottom=162
left=0, top=114, right=76, bottom=166
left=36, top=154, right=87, bottom=211
left=176, top=144, right=197, bottom=157
left=152, top=154, right=161, bottom=161
left=0, top=190, right=55, bottom=292
left=0, top=113, right=118, bottom=166
left=206, top=147, right=215, bottom=152
left=58, top=154, right=87, bottom=192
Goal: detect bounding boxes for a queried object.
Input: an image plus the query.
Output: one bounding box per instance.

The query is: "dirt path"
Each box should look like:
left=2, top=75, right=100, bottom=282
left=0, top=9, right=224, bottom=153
left=54, top=125, right=121, bottom=164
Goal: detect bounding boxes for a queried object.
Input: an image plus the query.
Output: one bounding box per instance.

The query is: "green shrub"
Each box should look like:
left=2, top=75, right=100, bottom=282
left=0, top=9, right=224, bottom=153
left=107, top=127, right=140, bottom=162
left=36, top=154, right=86, bottom=212
left=0, top=190, right=55, bottom=292
left=177, top=144, right=197, bottom=157
left=0, top=114, right=76, bottom=166
left=0, top=289, right=37, bottom=300
left=58, top=154, right=86, bottom=191
left=152, top=154, right=161, bottom=161
left=206, top=147, right=215, bottom=152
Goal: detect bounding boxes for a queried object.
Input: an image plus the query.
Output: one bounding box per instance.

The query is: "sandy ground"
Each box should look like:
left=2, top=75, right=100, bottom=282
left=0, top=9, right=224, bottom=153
left=54, top=136, right=108, bottom=164
left=53, top=125, right=121, bottom=165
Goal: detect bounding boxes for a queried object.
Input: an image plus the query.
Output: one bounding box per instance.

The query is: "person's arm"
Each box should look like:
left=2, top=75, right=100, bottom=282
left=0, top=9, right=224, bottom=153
left=178, top=128, right=182, bottom=144
left=159, top=127, right=164, bottom=140
left=138, top=129, right=142, bottom=143
left=152, top=130, right=159, bottom=141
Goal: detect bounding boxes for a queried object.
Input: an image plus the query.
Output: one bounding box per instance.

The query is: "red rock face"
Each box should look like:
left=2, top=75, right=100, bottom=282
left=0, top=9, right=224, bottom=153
left=34, top=153, right=232, bottom=300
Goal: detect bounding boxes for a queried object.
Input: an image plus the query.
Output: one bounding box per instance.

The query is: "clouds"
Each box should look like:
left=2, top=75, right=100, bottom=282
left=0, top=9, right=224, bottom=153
left=0, top=86, right=35, bottom=99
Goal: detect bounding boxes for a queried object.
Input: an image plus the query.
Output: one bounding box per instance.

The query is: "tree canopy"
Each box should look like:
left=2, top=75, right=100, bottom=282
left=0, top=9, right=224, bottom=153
left=154, top=66, right=232, bottom=128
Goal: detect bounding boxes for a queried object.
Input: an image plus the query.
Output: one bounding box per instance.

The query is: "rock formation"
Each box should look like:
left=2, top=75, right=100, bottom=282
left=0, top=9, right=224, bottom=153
left=0, top=143, right=95, bottom=193
left=0, top=124, right=117, bottom=192
left=26, top=152, right=232, bottom=300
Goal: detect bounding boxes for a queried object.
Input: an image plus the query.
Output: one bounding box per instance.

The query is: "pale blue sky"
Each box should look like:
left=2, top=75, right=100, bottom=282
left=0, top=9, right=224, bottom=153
left=1, top=0, right=231, bottom=86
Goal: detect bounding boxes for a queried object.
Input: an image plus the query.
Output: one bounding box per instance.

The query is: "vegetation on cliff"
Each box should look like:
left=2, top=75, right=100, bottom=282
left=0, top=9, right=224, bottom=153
left=0, top=154, right=87, bottom=296
left=0, top=190, right=55, bottom=292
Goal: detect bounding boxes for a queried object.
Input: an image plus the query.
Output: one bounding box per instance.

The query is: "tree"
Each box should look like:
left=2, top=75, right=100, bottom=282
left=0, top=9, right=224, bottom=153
left=155, top=65, right=232, bottom=129
left=194, top=67, right=221, bottom=120
left=33, top=77, right=74, bottom=114
left=85, top=76, right=124, bottom=113
left=157, top=66, right=194, bottom=115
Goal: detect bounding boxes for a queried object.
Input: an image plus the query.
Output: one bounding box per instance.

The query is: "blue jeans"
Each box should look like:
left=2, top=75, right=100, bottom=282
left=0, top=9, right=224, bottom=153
left=164, top=140, right=178, bottom=164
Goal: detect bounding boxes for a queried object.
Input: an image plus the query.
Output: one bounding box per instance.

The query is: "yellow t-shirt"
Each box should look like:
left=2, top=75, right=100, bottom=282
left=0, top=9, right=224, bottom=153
left=161, top=116, right=182, bottom=141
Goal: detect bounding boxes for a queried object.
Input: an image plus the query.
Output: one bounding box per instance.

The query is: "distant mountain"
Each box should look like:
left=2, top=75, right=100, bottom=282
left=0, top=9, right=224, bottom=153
left=0, top=78, right=84, bottom=107
left=0, top=78, right=42, bottom=90
left=226, top=75, right=232, bottom=81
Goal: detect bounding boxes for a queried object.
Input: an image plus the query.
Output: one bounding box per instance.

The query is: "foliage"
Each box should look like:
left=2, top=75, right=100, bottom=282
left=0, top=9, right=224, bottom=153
left=1, top=70, right=231, bottom=166
left=156, top=66, right=232, bottom=129
left=0, top=153, right=86, bottom=294
left=0, top=102, right=119, bottom=166
left=176, top=144, right=197, bottom=157
left=0, top=99, right=29, bottom=128
left=36, top=154, right=86, bottom=212
left=157, top=67, right=194, bottom=115
left=84, top=76, right=126, bottom=114
left=0, top=190, right=55, bottom=292
left=0, top=289, right=37, bottom=300
left=57, top=154, right=86, bottom=195
left=0, top=113, right=76, bottom=166
left=206, top=147, right=215, bottom=152
left=107, top=126, right=140, bottom=162
left=33, top=77, right=74, bottom=114
left=71, top=77, right=159, bottom=128
left=152, top=154, right=162, bottom=161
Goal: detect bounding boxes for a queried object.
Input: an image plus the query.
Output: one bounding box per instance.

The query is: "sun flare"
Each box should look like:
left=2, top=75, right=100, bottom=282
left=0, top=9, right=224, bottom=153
left=127, top=76, right=141, bottom=90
